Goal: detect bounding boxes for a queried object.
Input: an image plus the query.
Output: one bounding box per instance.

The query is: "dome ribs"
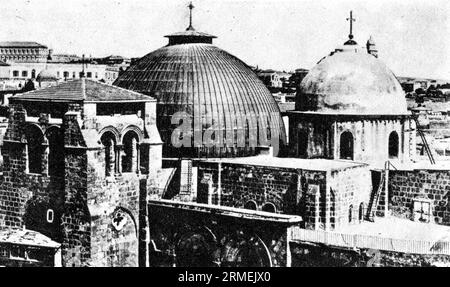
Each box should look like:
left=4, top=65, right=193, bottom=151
left=114, top=43, right=286, bottom=158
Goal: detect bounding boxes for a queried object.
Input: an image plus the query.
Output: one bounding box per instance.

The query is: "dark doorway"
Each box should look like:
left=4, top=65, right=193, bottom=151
left=340, top=131, right=354, bottom=160
left=46, top=127, right=64, bottom=177
left=388, top=131, right=399, bottom=158
left=297, top=129, right=308, bottom=158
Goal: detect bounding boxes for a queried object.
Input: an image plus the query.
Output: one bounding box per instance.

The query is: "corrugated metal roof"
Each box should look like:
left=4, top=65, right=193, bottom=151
left=114, top=43, right=286, bottom=158
left=14, top=78, right=155, bottom=102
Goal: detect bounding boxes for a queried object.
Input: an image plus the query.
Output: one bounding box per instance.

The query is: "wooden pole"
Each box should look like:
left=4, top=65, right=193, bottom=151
left=384, top=161, right=389, bottom=217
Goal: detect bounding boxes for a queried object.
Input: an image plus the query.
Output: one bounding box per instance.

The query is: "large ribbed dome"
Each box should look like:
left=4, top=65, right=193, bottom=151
left=114, top=27, right=285, bottom=158
left=296, top=45, right=408, bottom=115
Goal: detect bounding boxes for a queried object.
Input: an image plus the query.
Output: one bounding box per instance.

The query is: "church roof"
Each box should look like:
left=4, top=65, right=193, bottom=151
left=0, top=41, right=47, bottom=48
left=14, top=78, right=155, bottom=103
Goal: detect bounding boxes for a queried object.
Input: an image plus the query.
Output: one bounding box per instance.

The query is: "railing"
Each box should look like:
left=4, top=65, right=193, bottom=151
left=290, top=227, right=450, bottom=255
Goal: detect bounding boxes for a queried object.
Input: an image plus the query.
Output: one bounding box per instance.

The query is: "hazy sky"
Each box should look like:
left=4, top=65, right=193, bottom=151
left=1, top=0, right=449, bottom=80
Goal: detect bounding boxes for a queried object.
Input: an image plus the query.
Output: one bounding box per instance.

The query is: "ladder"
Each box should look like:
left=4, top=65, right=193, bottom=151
left=413, top=116, right=435, bottom=164
left=366, top=171, right=385, bottom=222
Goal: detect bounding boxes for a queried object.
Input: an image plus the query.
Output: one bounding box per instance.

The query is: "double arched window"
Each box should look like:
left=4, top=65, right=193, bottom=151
left=100, top=128, right=142, bottom=177
left=25, top=125, right=64, bottom=176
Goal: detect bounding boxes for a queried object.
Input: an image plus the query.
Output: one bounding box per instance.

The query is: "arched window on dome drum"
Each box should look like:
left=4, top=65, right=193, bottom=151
left=389, top=131, right=399, bottom=158
left=101, top=132, right=116, bottom=177
left=25, top=125, right=45, bottom=174
left=340, top=131, right=354, bottom=160
left=359, top=202, right=365, bottom=222
left=262, top=202, right=276, bottom=213
left=244, top=201, right=257, bottom=211
left=46, top=127, right=65, bottom=177
left=348, top=205, right=353, bottom=223
left=122, top=131, right=139, bottom=173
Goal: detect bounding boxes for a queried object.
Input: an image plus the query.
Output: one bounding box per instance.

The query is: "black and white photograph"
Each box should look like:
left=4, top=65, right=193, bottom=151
left=0, top=0, right=449, bottom=273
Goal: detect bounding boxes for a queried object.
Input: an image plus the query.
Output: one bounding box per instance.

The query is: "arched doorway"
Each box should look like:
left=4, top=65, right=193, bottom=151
left=220, top=232, right=272, bottom=267
left=176, top=231, right=216, bottom=267
left=108, top=208, right=138, bottom=267
left=297, top=129, right=308, bottom=158
left=388, top=131, right=399, bottom=158
left=340, top=131, right=354, bottom=160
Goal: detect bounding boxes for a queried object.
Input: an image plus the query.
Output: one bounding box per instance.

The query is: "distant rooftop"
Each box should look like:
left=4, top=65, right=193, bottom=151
left=13, top=78, right=155, bottom=103
left=0, top=41, right=47, bottom=48
left=201, top=156, right=367, bottom=172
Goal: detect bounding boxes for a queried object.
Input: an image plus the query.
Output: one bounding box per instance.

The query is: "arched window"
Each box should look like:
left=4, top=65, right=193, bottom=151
left=388, top=131, right=399, bottom=158
left=25, top=125, right=45, bottom=174
left=31, top=69, right=36, bottom=79
left=348, top=205, right=353, bottom=223
left=359, top=202, right=365, bottom=221
left=262, top=202, right=276, bottom=213
left=340, top=131, right=354, bottom=160
left=122, top=131, right=139, bottom=173
left=101, top=132, right=116, bottom=176
left=46, top=127, right=65, bottom=177
left=244, top=201, right=257, bottom=210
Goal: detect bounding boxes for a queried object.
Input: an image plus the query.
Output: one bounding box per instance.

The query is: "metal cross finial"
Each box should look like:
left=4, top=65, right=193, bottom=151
left=187, top=2, right=195, bottom=30
left=346, top=10, right=356, bottom=39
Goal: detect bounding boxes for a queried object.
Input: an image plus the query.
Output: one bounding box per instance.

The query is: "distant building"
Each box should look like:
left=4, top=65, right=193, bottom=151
left=0, top=42, right=49, bottom=63
left=257, top=70, right=283, bottom=88
left=0, top=61, right=120, bottom=90
left=49, top=53, right=82, bottom=63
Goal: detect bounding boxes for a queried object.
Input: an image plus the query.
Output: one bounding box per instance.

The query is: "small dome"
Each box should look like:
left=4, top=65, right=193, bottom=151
left=37, top=69, right=58, bottom=82
left=296, top=47, right=407, bottom=115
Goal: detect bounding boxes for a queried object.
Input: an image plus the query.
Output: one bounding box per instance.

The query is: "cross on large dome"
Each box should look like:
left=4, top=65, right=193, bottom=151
left=114, top=4, right=286, bottom=158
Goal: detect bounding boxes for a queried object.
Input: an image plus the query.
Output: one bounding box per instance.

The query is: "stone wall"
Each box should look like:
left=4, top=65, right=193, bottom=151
left=387, top=169, right=450, bottom=225
left=0, top=103, right=156, bottom=267
left=196, top=160, right=372, bottom=231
